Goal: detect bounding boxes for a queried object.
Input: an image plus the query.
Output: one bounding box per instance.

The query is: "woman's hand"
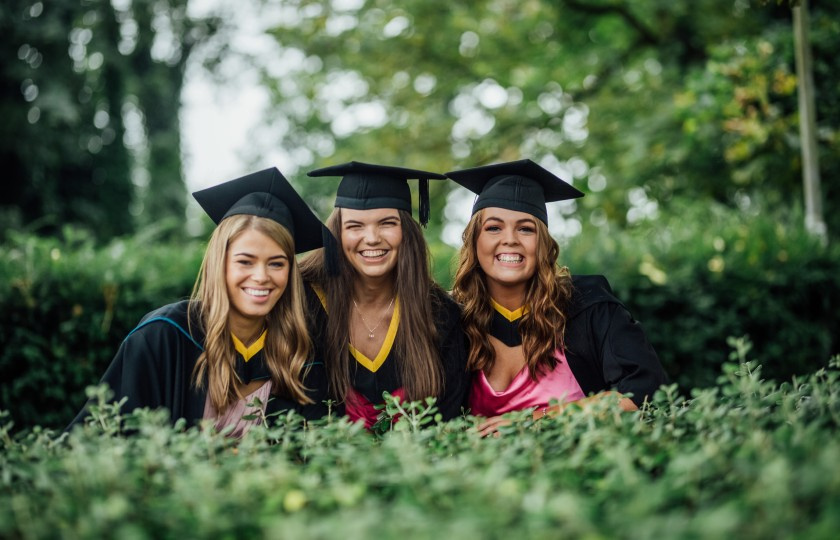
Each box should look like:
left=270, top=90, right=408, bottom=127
left=531, top=392, right=638, bottom=421
left=476, top=415, right=513, bottom=437
left=479, top=393, right=638, bottom=436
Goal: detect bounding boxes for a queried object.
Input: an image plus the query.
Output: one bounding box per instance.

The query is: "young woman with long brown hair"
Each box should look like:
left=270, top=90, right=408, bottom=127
left=300, top=162, right=469, bottom=430
left=70, top=168, right=331, bottom=436
left=448, top=160, right=668, bottom=436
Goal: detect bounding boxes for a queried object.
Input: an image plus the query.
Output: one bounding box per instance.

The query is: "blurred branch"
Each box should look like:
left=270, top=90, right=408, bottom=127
left=561, top=0, right=661, bottom=46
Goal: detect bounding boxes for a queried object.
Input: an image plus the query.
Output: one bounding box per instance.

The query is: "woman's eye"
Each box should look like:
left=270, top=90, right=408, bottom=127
left=484, top=226, right=501, bottom=232
left=236, top=259, right=252, bottom=266
left=520, top=227, right=536, bottom=234
left=270, top=261, right=286, bottom=269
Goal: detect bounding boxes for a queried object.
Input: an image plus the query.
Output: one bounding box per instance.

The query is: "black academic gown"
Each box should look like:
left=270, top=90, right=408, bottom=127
left=305, top=283, right=470, bottom=422
left=563, top=275, right=669, bottom=407
left=68, top=300, right=329, bottom=429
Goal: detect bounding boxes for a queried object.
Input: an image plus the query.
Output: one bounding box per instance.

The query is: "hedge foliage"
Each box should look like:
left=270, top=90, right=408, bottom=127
left=1, top=202, right=838, bottom=430
left=560, top=201, right=840, bottom=391
left=0, top=226, right=204, bottom=430
left=1, top=346, right=839, bottom=539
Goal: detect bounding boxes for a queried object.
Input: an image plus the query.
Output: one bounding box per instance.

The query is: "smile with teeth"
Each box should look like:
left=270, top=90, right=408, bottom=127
left=244, top=288, right=271, bottom=297
left=497, top=253, right=524, bottom=263
left=360, top=249, right=388, bottom=258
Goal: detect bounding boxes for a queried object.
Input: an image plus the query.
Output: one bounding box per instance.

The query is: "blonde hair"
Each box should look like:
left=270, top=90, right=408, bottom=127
left=452, top=209, right=573, bottom=378
left=299, top=208, right=443, bottom=403
left=190, top=214, right=312, bottom=413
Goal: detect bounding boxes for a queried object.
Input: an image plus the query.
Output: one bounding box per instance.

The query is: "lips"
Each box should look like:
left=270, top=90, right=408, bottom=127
left=243, top=288, right=271, bottom=297
left=359, top=249, right=388, bottom=259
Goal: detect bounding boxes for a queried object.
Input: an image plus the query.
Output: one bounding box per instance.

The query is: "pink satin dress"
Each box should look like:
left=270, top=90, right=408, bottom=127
left=469, top=348, right=585, bottom=417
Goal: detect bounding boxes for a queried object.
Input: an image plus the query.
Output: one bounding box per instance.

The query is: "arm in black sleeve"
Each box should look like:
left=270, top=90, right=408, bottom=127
left=267, top=281, right=333, bottom=422
left=593, top=302, right=669, bottom=407
left=265, top=360, right=331, bottom=422
left=433, top=298, right=471, bottom=422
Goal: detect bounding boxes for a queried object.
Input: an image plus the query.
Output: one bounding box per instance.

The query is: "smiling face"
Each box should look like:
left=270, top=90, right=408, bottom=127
left=340, top=207, right=403, bottom=283
left=475, top=207, right=539, bottom=302
left=225, top=228, right=290, bottom=339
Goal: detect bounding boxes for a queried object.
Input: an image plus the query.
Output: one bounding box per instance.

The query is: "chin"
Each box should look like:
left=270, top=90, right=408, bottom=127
left=238, top=301, right=280, bottom=320
left=363, top=269, right=392, bottom=279
left=355, top=262, right=397, bottom=279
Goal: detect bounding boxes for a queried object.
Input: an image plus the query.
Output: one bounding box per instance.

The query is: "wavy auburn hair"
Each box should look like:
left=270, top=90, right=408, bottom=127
left=189, top=214, right=312, bottom=413
left=452, top=209, right=573, bottom=379
left=299, top=208, right=443, bottom=403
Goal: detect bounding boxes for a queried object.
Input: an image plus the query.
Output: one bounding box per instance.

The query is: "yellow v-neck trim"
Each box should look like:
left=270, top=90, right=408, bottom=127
left=231, top=330, right=267, bottom=362
left=490, top=298, right=528, bottom=322
left=312, top=284, right=328, bottom=312
left=349, top=298, right=400, bottom=373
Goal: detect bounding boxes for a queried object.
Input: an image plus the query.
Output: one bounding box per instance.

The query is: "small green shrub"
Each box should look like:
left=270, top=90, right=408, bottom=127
left=1, top=346, right=838, bottom=539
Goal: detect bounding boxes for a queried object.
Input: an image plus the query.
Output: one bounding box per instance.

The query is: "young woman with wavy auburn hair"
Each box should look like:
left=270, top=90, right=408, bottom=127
left=300, top=161, right=469, bottom=430
left=448, top=159, right=669, bottom=436
left=70, top=168, right=332, bottom=436
left=454, top=210, right=574, bottom=379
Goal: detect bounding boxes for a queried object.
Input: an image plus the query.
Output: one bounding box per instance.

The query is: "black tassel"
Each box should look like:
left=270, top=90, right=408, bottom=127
left=419, top=178, right=430, bottom=227
left=322, top=227, right=341, bottom=277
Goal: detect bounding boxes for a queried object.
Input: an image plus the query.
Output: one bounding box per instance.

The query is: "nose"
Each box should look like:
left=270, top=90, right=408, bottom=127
left=501, top=227, right=519, bottom=245
left=363, top=225, right=381, bottom=245
left=252, top=263, right=269, bottom=283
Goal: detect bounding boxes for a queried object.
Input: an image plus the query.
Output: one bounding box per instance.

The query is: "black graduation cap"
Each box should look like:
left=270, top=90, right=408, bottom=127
left=445, top=159, right=584, bottom=223
left=192, top=167, right=330, bottom=254
left=307, top=161, right=447, bottom=226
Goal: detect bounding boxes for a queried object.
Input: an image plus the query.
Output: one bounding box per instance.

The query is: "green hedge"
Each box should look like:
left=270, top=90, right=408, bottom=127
left=1, top=350, right=839, bottom=539
left=1, top=202, right=838, bottom=430
left=562, top=200, right=840, bottom=391
left=0, top=227, right=203, bottom=430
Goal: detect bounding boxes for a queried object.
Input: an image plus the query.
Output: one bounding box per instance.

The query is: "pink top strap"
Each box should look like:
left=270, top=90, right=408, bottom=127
left=469, top=348, right=584, bottom=417
left=203, top=381, right=273, bottom=438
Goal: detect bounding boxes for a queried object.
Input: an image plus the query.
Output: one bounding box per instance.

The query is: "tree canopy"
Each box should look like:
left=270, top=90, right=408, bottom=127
left=0, top=0, right=224, bottom=240
left=255, top=0, right=838, bottom=242
left=1, top=0, right=837, bottom=244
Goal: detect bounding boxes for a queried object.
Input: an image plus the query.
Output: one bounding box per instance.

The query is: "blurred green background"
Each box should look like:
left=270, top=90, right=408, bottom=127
left=1, top=0, right=838, bottom=429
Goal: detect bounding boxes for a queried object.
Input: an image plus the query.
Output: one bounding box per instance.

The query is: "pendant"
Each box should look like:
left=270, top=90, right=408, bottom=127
left=369, top=332, right=375, bottom=339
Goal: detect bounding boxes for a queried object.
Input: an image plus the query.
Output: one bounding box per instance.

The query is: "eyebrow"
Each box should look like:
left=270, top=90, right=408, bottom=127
left=232, top=252, right=289, bottom=260
left=343, top=215, right=401, bottom=226
left=483, top=216, right=537, bottom=225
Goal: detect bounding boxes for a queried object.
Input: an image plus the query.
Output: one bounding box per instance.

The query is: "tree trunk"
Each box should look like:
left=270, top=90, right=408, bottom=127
left=793, top=0, right=827, bottom=241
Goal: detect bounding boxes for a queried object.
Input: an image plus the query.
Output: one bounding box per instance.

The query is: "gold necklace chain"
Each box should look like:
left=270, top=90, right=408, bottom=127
left=352, top=296, right=395, bottom=339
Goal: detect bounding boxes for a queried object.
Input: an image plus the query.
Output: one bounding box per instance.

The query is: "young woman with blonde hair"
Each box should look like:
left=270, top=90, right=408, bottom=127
left=300, top=162, right=469, bottom=430
left=70, top=168, right=331, bottom=435
left=448, top=160, right=668, bottom=436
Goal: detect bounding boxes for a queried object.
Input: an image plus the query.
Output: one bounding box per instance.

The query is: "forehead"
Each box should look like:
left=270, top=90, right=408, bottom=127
left=228, top=228, right=286, bottom=254
left=341, top=207, right=401, bottom=223
left=480, top=206, right=537, bottom=223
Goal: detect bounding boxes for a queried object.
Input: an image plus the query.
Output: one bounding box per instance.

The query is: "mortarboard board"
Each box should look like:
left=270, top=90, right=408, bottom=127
left=445, top=159, right=584, bottom=224
left=192, top=167, right=330, bottom=254
left=307, top=161, right=447, bottom=227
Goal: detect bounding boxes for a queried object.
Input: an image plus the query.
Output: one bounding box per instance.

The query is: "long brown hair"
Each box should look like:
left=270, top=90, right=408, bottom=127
left=190, top=214, right=313, bottom=413
left=452, top=209, right=573, bottom=378
left=300, top=208, right=443, bottom=402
